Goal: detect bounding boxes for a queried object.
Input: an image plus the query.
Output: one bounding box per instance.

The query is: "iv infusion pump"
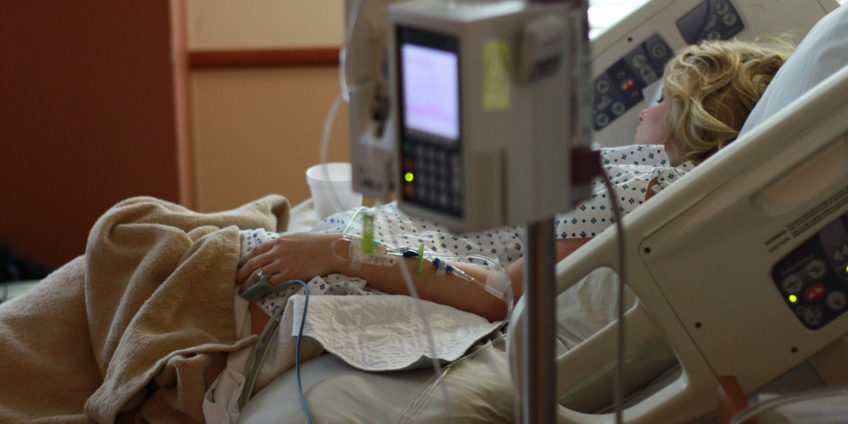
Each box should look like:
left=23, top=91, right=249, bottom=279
left=390, top=1, right=583, bottom=231
left=345, top=0, right=589, bottom=232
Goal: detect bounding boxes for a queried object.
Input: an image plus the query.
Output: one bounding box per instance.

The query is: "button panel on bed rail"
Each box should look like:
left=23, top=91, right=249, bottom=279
left=772, top=211, right=848, bottom=330
left=592, top=34, right=673, bottom=131
left=677, top=0, right=745, bottom=45
left=591, top=0, right=746, bottom=132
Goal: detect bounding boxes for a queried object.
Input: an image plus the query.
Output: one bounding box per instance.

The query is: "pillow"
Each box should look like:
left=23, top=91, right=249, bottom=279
left=739, top=4, right=848, bottom=136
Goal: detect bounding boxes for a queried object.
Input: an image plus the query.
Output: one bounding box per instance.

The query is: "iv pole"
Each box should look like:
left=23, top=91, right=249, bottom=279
left=523, top=219, right=557, bottom=424
left=522, top=1, right=590, bottom=423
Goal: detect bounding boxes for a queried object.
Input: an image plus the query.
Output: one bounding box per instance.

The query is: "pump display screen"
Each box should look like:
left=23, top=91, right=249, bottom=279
left=399, top=29, right=460, bottom=144
left=401, top=44, right=459, bottom=141
left=396, top=26, right=463, bottom=218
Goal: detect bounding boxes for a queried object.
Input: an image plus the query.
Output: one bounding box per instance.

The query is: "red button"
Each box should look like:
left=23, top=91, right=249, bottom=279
left=806, top=284, right=826, bottom=302
left=620, top=78, right=636, bottom=92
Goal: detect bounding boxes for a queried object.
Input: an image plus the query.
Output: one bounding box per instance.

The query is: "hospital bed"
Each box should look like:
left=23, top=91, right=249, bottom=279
left=236, top=2, right=848, bottom=423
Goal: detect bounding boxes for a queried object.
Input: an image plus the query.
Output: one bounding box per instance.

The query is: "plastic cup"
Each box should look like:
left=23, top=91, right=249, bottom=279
left=306, top=162, right=363, bottom=220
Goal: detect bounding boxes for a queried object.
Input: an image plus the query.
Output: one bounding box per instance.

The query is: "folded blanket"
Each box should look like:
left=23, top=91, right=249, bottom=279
left=0, top=195, right=289, bottom=423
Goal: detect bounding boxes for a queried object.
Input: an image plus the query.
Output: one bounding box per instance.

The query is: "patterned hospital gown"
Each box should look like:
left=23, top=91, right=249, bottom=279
left=240, top=144, right=691, bottom=316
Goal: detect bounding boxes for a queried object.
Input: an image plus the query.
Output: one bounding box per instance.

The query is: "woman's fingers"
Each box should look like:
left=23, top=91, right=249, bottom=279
left=239, top=239, right=275, bottom=267
left=237, top=251, right=273, bottom=285
left=237, top=267, right=264, bottom=292
left=235, top=232, right=341, bottom=287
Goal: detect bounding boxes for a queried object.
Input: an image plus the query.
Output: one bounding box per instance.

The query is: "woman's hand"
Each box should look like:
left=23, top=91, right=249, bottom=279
left=236, top=232, right=345, bottom=291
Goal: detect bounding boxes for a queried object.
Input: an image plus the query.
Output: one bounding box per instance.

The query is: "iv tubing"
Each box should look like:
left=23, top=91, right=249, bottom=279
left=339, top=0, right=362, bottom=103
left=319, top=93, right=346, bottom=214
left=330, top=233, right=514, bottom=306
left=390, top=234, right=458, bottom=424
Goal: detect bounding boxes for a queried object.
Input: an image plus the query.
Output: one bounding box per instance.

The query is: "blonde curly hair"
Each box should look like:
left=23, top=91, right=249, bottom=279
left=663, top=39, right=792, bottom=165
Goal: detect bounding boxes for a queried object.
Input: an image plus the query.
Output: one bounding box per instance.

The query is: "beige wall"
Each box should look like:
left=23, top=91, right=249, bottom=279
left=191, top=67, right=349, bottom=211
left=188, top=0, right=344, bottom=49
left=187, top=1, right=349, bottom=211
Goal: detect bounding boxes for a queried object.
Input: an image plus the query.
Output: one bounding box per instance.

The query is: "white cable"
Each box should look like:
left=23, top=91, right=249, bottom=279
left=601, top=171, right=627, bottom=424
left=373, top=208, right=457, bottom=424
left=392, top=242, right=459, bottom=424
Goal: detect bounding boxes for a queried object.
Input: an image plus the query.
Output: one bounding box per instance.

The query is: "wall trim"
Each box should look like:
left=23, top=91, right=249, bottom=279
left=189, top=47, right=340, bottom=68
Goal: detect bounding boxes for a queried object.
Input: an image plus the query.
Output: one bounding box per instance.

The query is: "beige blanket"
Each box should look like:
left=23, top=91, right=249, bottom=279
left=0, top=195, right=290, bottom=423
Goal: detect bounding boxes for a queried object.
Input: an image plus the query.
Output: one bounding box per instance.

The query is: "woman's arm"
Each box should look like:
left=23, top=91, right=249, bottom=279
left=505, top=237, right=592, bottom=291
left=236, top=232, right=510, bottom=323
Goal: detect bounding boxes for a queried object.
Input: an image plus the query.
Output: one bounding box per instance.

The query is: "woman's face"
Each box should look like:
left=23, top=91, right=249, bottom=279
left=634, top=99, right=669, bottom=145
left=634, top=98, right=686, bottom=166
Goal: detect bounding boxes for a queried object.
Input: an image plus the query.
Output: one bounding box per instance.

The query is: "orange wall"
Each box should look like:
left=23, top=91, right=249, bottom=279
left=0, top=1, right=183, bottom=267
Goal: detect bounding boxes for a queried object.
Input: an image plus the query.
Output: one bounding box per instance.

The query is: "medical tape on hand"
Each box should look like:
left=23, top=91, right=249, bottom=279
left=484, top=270, right=510, bottom=300
left=348, top=238, right=397, bottom=268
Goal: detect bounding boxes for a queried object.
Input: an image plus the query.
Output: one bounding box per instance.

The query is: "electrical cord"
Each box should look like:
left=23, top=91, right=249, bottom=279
left=601, top=170, right=627, bottom=424
left=238, top=280, right=312, bottom=424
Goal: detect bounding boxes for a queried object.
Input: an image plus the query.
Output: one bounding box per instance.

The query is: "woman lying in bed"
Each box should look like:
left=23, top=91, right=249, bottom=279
left=236, top=39, right=792, bottom=330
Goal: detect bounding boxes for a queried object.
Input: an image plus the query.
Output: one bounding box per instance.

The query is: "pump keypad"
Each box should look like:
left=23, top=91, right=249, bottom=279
left=772, top=212, right=848, bottom=330
left=401, top=142, right=463, bottom=217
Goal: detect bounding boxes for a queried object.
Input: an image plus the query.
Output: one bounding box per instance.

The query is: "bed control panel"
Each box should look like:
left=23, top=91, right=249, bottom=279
left=592, top=0, right=746, bottom=132
left=592, top=34, right=673, bottom=131
left=677, top=0, right=745, bottom=45
left=772, top=211, right=848, bottom=330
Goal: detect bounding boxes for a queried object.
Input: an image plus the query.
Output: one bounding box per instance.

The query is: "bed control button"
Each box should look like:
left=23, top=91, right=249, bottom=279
left=832, top=242, right=848, bottom=263
left=782, top=275, right=804, bottom=294
left=640, top=68, right=658, bottom=85
left=611, top=102, right=626, bottom=116
left=705, top=14, right=717, bottom=30
left=800, top=305, right=825, bottom=327
left=805, top=284, right=826, bottom=303
left=595, top=113, right=610, bottom=128
left=806, top=259, right=827, bottom=279
left=650, top=44, right=668, bottom=59
left=827, top=291, right=847, bottom=311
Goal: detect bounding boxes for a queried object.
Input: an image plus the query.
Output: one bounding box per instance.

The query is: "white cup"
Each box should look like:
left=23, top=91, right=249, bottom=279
left=306, top=162, right=363, bottom=220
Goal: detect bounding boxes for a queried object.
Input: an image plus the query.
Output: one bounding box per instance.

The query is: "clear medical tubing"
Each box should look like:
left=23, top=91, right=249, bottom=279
left=328, top=223, right=515, bottom=306
left=329, top=207, right=517, bottom=424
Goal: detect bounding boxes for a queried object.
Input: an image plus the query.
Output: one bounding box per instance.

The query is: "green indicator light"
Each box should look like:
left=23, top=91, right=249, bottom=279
left=404, top=172, right=414, bottom=182
left=789, top=294, right=798, bottom=303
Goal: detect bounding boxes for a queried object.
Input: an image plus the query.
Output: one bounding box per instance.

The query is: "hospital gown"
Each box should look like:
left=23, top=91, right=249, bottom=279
left=240, top=144, right=691, bottom=317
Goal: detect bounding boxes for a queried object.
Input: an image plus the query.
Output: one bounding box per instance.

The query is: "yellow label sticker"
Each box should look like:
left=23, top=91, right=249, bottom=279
left=482, top=40, right=510, bottom=111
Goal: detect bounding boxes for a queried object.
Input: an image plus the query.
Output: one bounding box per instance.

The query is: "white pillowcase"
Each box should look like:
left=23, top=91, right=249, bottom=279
left=739, top=5, right=848, bottom=136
